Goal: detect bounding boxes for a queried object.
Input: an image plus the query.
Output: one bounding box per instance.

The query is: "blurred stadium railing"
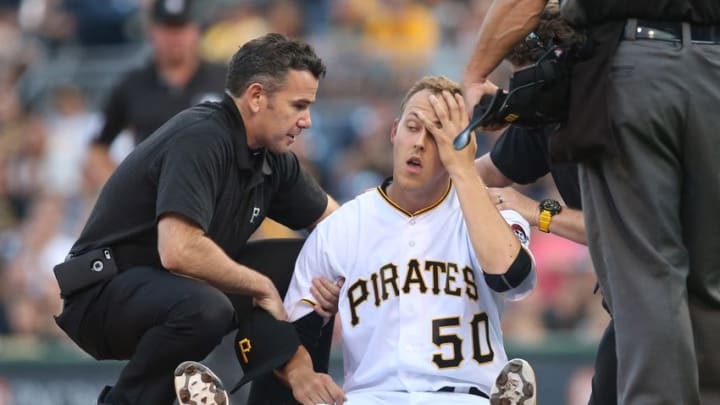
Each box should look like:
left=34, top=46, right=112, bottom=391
left=0, top=334, right=596, bottom=405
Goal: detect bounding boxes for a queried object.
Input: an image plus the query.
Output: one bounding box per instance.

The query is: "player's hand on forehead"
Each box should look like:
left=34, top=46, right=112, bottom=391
left=437, top=90, right=461, bottom=125
left=416, top=90, right=474, bottom=169
left=416, top=91, right=468, bottom=141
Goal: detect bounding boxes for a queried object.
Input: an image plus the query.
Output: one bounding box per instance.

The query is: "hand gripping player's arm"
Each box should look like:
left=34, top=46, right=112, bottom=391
left=488, top=185, right=586, bottom=244
left=158, top=214, right=287, bottom=320
left=274, top=344, right=346, bottom=405
left=416, top=91, right=531, bottom=276
left=272, top=298, right=346, bottom=404
left=474, top=127, right=587, bottom=244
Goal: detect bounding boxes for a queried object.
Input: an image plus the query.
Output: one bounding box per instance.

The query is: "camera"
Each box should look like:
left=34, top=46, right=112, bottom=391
left=454, top=38, right=592, bottom=150
left=480, top=44, right=576, bottom=127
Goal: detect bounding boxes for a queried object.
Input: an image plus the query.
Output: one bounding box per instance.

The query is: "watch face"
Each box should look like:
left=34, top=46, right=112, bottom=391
left=540, top=199, right=562, bottom=215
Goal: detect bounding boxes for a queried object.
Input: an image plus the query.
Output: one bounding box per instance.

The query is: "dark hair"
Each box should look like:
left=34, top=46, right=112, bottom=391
left=225, top=33, right=327, bottom=97
left=505, top=2, right=586, bottom=66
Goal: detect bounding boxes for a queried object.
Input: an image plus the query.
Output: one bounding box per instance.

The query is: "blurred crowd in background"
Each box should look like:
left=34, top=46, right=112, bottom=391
left=0, top=0, right=608, bottom=401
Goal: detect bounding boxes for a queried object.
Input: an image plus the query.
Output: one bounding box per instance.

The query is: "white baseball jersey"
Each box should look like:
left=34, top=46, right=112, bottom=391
left=284, top=182, right=536, bottom=397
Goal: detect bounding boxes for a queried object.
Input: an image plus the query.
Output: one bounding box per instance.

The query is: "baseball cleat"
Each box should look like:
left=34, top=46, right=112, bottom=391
left=174, top=361, right=229, bottom=405
left=490, top=358, right=536, bottom=405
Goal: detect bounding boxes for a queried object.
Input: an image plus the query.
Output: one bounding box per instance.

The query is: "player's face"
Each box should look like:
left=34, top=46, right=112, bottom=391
left=253, top=70, right=318, bottom=154
left=390, top=89, right=448, bottom=192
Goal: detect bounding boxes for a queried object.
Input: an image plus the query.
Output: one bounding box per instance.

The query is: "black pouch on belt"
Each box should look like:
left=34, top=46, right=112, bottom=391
left=53, top=247, right=119, bottom=298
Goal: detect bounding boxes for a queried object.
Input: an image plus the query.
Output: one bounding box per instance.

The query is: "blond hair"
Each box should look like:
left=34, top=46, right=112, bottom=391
left=399, top=75, right=462, bottom=113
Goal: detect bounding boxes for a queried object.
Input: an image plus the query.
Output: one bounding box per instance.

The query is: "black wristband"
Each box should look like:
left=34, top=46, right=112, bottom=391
left=293, top=311, right=325, bottom=350
left=483, top=247, right=533, bottom=292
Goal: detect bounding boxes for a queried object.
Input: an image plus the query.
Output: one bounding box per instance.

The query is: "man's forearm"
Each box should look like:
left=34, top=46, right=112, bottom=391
left=172, top=235, right=269, bottom=295
left=464, top=0, right=547, bottom=82
left=274, top=345, right=314, bottom=386
left=543, top=206, right=587, bottom=245
left=157, top=215, right=271, bottom=296
left=274, top=343, right=347, bottom=404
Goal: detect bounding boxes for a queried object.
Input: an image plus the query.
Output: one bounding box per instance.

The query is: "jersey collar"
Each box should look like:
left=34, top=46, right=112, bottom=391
left=377, top=177, right=452, bottom=217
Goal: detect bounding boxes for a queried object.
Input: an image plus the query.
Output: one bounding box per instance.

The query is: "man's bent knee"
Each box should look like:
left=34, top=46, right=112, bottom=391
left=171, top=286, right=235, bottom=341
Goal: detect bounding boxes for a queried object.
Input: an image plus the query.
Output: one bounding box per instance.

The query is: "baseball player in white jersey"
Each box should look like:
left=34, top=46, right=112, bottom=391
left=280, top=76, right=537, bottom=405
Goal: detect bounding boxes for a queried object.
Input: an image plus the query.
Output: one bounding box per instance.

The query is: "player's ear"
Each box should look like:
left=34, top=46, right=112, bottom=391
left=390, top=118, right=399, bottom=144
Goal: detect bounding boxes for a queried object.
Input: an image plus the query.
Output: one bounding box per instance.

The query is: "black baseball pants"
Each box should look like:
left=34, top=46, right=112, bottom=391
left=589, top=319, right=617, bottom=405
left=56, top=266, right=236, bottom=405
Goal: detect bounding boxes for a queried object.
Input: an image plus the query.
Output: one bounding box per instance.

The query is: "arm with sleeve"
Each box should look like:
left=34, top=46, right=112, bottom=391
left=94, top=81, right=130, bottom=147
left=478, top=209, right=536, bottom=300
left=489, top=126, right=552, bottom=185
left=153, top=130, right=278, bottom=299
left=488, top=126, right=587, bottom=242
left=285, top=214, right=348, bottom=351
left=268, top=152, right=329, bottom=230
left=284, top=222, right=344, bottom=322
left=155, top=130, right=230, bottom=230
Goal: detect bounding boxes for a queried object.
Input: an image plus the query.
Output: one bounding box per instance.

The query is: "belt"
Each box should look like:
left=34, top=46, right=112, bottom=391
left=627, top=19, right=720, bottom=44
left=111, top=242, right=162, bottom=270
left=68, top=244, right=161, bottom=270
left=438, top=386, right=489, bottom=398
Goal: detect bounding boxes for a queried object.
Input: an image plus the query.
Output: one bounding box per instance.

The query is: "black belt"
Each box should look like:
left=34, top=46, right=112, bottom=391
left=68, top=244, right=162, bottom=271
left=438, top=386, right=489, bottom=398
left=111, top=242, right=162, bottom=270
left=628, top=19, right=720, bottom=43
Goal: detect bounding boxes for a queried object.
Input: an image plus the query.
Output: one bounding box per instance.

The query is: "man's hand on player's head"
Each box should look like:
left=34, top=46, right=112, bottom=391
left=462, top=79, right=498, bottom=114
left=462, top=80, right=512, bottom=133
left=311, top=277, right=344, bottom=318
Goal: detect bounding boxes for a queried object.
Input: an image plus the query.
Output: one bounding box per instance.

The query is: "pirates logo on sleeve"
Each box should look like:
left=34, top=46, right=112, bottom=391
left=511, top=224, right=529, bottom=244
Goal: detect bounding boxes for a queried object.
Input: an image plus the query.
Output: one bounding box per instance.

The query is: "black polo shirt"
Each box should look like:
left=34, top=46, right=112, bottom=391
left=562, top=0, right=720, bottom=25
left=490, top=125, right=581, bottom=209
left=94, top=59, right=227, bottom=146
left=73, top=94, right=328, bottom=269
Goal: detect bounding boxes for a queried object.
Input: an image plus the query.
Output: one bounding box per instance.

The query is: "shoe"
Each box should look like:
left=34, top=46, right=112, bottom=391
left=490, top=358, right=537, bottom=405
left=174, top=361, right=230, bottom=405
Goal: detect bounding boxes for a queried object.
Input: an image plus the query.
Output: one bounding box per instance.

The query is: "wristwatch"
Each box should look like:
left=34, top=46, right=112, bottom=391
left=538, top=199, right=562, bottom=233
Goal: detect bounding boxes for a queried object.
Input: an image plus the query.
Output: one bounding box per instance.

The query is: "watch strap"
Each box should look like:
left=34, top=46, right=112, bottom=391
left=538, top=210, right=553, bottom=233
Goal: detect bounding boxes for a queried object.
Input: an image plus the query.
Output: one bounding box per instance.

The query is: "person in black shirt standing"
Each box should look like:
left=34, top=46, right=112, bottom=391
left=53, top=33, right=342, bottom=405
left=86, top=0, right=226, bottom=187
left=463, top=0, right=720, bottom=404
left=472, top=6, right=615, bottom=404
left=478, top=126, right=618, bottom=405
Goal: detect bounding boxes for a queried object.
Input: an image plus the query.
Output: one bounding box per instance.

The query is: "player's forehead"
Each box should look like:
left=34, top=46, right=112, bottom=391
left=401, top=89, right=438, bottom=122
